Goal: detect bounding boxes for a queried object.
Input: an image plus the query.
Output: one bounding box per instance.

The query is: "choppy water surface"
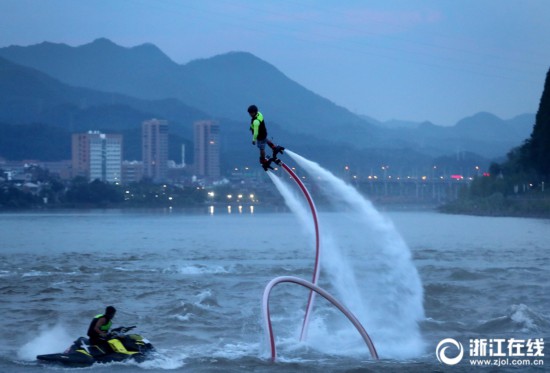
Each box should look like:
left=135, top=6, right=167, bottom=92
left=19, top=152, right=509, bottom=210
left=0, top=209, right=548, bottom=372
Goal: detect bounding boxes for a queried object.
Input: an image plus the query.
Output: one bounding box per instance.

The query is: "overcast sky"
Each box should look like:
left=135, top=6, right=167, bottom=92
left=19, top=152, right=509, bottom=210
left=1, top=0, right=549, bottom=126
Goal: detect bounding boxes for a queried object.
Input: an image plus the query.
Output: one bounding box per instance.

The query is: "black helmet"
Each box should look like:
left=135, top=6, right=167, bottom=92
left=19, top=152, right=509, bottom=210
left=105, top=306, right=116, bottom=318
left=247, top=105, right=258, bottom=114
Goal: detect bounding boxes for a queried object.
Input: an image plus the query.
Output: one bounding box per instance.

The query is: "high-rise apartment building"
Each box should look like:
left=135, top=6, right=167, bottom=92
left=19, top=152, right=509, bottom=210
left=122, top=160, right=144, bottom=184
left=72, top=131, right=122, bottom=183
left=142, top=119, right=169, bottom=182
left=194, top=120, right=220, bottom=178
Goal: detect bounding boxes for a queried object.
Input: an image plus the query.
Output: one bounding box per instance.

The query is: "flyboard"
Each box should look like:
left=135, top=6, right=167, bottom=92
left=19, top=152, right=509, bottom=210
left=261, top=148, right=378, bottom=361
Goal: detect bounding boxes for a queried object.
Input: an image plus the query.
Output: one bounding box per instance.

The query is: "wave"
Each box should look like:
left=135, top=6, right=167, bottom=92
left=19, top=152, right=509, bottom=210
left=448, top=268, right=488, bottom=281
left=134, top=349, right=187, bottom=370
left=424, top=282, right=483, bottom=297
left=474, top=304, right=549, bottom=333
left=37, top=287, right=63, bottom=295
left=163, top=291, right=221, bottom=322
left=195, top=290, right=220, bottom=307
left=160, top=264, right=230, bottom=275
left=21, top=270, right=54, bottom=277
left=421, top=318, right=469, bottom=333
left=179, top=265, right=229, bottom=275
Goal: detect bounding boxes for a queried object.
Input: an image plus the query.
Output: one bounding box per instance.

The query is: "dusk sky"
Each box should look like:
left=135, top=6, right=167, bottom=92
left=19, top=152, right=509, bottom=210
left=1, top=0, right=549, bottom=126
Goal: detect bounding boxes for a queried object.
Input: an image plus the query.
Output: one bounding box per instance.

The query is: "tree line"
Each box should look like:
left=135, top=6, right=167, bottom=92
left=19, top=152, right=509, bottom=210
left=442, top=68, right=550, bottom=217
left=0, top=172, right=207, bottom=209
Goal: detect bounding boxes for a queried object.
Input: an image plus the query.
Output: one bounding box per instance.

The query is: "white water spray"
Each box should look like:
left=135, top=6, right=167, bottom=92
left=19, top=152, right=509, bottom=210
left=266, top=172, right=311, bottom=233
left=286, top=150, right=425, bottom=358
left=18, top=324, right=73, bottom=360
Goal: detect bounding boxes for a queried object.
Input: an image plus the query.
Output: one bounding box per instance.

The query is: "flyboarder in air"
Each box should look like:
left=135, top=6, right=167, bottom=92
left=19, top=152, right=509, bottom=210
left=247, top=104, right=285, bottom=171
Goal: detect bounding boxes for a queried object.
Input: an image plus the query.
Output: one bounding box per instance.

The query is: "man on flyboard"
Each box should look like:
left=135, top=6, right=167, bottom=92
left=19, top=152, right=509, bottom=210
left=247, top=104, right=285, bottom=171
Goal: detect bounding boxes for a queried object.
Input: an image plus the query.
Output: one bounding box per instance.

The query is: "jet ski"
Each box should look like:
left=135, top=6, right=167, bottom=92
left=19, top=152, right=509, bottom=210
left=36, top=326, right=154, bottom=366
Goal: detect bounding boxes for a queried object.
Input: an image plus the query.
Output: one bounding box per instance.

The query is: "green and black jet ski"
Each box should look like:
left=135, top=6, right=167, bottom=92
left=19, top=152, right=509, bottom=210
left=36, top=326, right=154, bottom=366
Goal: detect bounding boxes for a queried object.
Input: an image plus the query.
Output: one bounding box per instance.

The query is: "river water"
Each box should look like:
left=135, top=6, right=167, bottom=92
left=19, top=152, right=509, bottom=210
left=0, top=207, right=548, bottom=372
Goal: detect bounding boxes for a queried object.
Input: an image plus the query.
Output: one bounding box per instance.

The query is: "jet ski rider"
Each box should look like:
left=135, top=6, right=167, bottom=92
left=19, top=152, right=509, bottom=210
left=87, top=306, right=116, bottom=352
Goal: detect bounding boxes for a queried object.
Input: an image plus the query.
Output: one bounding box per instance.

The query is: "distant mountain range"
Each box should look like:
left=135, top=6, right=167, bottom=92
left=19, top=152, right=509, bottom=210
left=379, top=112, right=533, bottom=158
left=0, top=38, right=536, bottom=174
left=0, top=38, right=376, bottom=143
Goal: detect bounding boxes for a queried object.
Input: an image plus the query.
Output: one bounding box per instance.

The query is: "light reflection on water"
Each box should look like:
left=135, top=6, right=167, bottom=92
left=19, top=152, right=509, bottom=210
left=207, top=204, right=256, bottom=216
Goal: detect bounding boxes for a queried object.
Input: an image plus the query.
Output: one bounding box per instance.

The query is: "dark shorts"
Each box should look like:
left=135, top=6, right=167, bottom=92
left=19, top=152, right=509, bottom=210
left=256, top=139, right=267, bottom=150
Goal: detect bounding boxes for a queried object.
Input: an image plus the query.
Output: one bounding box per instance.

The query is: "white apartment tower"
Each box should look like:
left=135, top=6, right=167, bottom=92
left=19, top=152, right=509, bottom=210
left=72, top=131, right=122, bottom=183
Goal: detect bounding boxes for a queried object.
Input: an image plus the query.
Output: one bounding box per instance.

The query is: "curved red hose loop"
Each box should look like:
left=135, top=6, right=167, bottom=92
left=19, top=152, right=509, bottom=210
left=262, top=276, right=379, bottom=362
